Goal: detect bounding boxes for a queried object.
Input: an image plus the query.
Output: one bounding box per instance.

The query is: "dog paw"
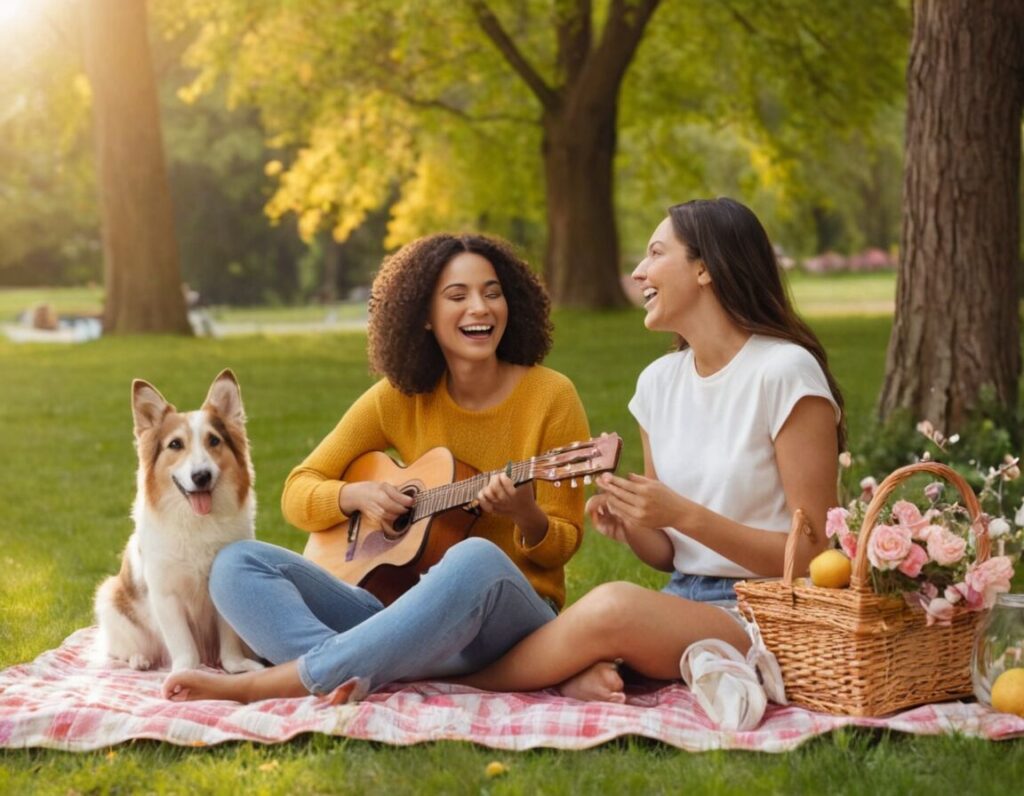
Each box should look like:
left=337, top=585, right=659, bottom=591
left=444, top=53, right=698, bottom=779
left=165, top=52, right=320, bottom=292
left=128, top=654, right=153, bottom=671
left=222, top=656, right=265, bottom=674
left=170, top=654, right=201, bottom=673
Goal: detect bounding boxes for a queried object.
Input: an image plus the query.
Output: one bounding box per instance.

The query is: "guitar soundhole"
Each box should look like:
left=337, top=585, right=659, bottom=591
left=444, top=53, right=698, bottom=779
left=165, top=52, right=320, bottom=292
left=388, top=485, right=419, bottom=536
left=392, top=513, right=411, bottom=534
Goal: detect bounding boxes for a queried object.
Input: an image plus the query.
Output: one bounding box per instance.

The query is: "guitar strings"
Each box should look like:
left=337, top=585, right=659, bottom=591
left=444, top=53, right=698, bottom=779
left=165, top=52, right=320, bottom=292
left=410, top=460, right=533, bottom=522
left=405, top=442, right=606, bottom=523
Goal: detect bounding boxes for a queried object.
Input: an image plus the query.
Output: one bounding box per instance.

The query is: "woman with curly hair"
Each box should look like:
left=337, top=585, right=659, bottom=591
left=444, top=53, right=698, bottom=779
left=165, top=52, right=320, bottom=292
left=163, top=233, right=589, bottom=704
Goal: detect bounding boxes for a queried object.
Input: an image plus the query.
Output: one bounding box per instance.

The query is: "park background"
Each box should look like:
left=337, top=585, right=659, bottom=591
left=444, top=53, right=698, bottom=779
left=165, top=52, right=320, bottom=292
left=2, top=0, right=1024, bottom=793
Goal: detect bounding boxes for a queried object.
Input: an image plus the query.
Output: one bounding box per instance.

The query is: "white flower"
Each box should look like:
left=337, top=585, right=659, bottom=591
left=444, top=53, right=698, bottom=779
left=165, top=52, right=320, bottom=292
left=989, top=517, right=1012, bottom=539
left=1015, top=501, right=1024, bottom=528
left=838, top=451, right=852, bottom=469
left=948, top=434, right=960, bottom=445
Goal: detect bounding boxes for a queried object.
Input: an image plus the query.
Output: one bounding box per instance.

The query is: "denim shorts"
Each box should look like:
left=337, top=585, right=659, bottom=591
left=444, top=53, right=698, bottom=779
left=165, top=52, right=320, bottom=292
left=661, top=571, right=741, bottom=607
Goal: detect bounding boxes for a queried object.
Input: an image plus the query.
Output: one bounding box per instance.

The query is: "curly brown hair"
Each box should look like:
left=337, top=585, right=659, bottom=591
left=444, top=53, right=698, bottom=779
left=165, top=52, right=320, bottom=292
left=367, top=234, right=553, bottom=394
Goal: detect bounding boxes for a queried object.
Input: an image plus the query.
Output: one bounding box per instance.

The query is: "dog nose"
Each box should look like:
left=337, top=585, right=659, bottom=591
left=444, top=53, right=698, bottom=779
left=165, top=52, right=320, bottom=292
left=191, top=470, right=212, bottom=489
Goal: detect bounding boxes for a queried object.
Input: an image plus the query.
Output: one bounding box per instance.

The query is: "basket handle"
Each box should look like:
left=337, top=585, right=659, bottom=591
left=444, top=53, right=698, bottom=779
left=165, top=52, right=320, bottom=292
left=781, top=509, right=815, bottom=587
left=850, top=461, right=988, bottom=591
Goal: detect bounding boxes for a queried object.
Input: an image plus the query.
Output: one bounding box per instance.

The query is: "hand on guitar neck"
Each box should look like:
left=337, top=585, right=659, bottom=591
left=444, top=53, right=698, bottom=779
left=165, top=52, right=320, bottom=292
left=475, top=473, right=549, bottom=546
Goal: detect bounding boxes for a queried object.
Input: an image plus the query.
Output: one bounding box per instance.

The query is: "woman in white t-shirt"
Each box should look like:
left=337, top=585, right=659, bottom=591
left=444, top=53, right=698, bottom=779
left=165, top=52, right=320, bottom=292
left=456, top=198, right=844, bottom=702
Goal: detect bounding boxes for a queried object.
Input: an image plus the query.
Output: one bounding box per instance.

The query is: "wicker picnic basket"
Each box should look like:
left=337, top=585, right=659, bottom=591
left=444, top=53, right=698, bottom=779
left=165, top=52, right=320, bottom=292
left=734, top=461, right=990, bottom=717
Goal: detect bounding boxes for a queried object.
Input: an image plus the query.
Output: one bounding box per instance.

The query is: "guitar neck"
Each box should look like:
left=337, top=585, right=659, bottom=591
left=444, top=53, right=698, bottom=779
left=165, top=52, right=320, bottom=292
left=411, top=460, right=533, bottom=523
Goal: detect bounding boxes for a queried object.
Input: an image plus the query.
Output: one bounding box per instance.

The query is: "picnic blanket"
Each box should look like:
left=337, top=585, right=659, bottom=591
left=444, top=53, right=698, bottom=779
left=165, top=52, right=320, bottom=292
left=2, top=627, right=1023, bottom=752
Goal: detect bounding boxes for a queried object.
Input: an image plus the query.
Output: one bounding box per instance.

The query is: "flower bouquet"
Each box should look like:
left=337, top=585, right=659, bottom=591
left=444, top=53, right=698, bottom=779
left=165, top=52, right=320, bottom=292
left=735, top=451, right=1013, bottom=717
left=826, top=483, right=1015, bottom=628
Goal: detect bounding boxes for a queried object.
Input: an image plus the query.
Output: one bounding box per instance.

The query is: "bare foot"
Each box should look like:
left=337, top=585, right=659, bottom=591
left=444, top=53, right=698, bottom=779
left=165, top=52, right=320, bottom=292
left=162, top=660, right=309, bottom=703
left=558, top=660, right=626, bottom=703
left=327, top=677, right=366, bottom=705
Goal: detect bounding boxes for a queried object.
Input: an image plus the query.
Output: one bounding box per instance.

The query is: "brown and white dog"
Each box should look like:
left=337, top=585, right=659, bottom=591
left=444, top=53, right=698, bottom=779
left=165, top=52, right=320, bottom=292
left=94, top=370, right=263, bottom=674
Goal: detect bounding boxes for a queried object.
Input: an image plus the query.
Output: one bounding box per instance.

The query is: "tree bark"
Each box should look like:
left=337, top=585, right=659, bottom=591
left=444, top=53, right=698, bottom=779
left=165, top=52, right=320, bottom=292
left=542, top=98, right=622, bottom=306
left=83, top=0, right=191, bottom=334
left=878, top=0, right=1024, bottom=429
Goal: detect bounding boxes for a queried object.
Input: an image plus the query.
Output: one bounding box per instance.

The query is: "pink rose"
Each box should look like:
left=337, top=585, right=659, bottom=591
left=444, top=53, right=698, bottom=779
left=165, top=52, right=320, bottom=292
left=948, top=581, right=985, bottom=611
left=924, top=482, right=944, bottom=502
left=826, top=507, right=850, bottom=539
left=891, top=501, right=940, bottom=540
left=926, top=526, right=967, bottom=566
left=965, top=556, right=1014, bottom=609
left=839, top=533, right=858, bottom=559
left=892, top=500, right=928, bottom=535
left=867, top=524, right=912, bottom=571
left=898, top=543, right=928, bottom=578
left=923, top=597, right=956, bottom=627
left=944, top=585, right=963, bottom=605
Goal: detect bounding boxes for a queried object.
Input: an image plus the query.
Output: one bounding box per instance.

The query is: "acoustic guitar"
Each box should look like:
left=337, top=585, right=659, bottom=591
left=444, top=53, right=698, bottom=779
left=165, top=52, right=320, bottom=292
left=303, top=433, right=623, bottom=604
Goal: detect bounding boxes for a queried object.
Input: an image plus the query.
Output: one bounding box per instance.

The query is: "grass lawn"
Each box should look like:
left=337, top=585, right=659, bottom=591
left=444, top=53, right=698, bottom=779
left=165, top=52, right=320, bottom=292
left=2, top=296, right=1023, bottom=793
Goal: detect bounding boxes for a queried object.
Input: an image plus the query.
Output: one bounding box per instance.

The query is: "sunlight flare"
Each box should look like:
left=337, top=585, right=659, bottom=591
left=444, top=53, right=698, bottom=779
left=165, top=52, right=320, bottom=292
left=0, top=0, right=34, bottom=27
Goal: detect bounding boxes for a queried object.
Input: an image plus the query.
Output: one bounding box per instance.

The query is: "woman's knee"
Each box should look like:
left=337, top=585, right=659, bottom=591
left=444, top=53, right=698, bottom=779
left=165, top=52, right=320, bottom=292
left=425, top=537, right=522, bottom=596
left=571, top=581, right=646, bottom=635
left=439, top=537, right=514, bottom=575
left=209, top=540, right=268, bottom=599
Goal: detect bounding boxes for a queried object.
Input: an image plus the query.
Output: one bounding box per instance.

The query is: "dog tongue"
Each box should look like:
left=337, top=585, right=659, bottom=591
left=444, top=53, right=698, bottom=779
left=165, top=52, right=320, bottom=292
left=188, top=491, right=213, bottom=515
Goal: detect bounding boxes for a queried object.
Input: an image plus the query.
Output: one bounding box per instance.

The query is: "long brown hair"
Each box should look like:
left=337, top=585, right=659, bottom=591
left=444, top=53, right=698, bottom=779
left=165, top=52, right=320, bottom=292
left=668, top=198, right=847, bottom=450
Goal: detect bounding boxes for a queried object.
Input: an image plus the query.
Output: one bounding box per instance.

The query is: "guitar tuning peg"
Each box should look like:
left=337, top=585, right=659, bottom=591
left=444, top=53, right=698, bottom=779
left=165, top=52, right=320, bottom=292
left=554, top=480, right=561, bottom=488
left=571, top=478, right=578, bottom=488
left=583, top=475, right=592, bottom=485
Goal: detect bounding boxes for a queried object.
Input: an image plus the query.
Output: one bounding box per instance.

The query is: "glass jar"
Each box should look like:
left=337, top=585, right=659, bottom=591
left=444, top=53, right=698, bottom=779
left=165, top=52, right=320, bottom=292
left=972, top=593, right=1024, bottom=705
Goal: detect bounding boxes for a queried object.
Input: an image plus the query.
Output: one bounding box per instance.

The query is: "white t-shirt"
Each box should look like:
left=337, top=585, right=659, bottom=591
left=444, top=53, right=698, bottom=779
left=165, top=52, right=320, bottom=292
left=628, top=335, right=840, bottom=578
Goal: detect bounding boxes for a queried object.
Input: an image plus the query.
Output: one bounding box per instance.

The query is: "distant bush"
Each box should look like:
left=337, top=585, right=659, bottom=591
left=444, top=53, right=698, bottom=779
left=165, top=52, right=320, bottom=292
left=802, top=248, right=896, bottom=274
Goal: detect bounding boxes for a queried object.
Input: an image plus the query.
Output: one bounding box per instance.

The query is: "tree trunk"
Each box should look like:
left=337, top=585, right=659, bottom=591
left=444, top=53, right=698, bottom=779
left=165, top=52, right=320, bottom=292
left=322, top=236, right=341, bottom=304
left=542, top=100, right=625, bottom=307
left=83, top=0, right=191, bottom=335
left=878, top=0, right=1024, bottom=430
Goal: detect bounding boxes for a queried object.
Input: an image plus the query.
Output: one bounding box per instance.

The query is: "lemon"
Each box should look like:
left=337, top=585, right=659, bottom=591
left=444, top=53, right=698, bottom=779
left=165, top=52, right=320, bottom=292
left=809, top=549, right=852, bottom=588
left=991, top=668, right=1024, bottom=717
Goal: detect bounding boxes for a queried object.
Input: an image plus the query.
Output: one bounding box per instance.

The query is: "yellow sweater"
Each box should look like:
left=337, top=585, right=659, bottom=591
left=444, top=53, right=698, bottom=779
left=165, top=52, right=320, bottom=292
left=281, top=366, right=590, bottom=608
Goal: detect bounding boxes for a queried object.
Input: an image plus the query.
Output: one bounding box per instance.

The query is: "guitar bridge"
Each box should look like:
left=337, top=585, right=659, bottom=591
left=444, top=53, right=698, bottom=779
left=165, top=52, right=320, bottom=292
left=345, top=512, right=362, bottom=561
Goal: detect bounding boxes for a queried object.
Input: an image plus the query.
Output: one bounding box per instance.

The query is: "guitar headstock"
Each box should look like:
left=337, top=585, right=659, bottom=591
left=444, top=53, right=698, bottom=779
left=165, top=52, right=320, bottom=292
left=531, top=433, right=623, bottom=487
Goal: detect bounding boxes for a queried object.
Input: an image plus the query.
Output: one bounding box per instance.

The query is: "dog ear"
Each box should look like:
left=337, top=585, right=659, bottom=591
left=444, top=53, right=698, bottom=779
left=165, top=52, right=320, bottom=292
left=203, top=369, right=245, bottom=425
left=132, top=380, right=172, bottom=436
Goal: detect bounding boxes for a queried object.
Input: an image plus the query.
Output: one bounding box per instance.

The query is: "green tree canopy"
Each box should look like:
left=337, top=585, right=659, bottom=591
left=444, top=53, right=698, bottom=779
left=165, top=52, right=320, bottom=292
left=175, top=0, right=908, bottom=305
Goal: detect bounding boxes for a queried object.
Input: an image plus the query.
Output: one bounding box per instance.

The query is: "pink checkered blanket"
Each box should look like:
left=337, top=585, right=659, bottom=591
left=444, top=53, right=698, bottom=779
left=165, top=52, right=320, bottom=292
left=2, top=628, right=1022, bottom=752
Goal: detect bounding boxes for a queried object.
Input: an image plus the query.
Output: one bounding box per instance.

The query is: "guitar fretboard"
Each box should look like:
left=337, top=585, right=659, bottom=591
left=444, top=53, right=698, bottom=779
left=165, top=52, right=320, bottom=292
left=410, top=460, right=533, bottom=522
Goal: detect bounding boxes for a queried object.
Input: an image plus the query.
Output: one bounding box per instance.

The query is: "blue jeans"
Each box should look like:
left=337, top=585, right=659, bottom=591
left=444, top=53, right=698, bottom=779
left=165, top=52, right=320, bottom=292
left=661, top=571, right=740, bottom=605
left=209, top=537, right=556, bottom=696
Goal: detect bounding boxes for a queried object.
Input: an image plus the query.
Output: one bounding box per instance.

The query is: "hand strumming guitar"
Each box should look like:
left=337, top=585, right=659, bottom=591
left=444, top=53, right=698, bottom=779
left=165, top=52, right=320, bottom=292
left=339, top=481, right=415, bottom=527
